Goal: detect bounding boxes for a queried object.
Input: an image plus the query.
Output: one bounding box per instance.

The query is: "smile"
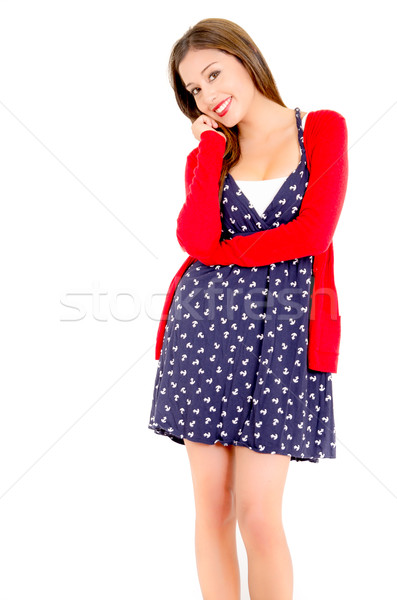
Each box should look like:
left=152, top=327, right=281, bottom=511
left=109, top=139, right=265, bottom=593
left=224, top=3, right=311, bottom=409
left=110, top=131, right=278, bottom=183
left=213, top=96, right=232, bottom=116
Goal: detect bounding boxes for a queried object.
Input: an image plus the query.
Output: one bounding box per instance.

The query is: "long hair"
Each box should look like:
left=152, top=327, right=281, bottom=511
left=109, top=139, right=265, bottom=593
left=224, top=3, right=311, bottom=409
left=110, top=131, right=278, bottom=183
left=168, top=18, right=287, bottom=201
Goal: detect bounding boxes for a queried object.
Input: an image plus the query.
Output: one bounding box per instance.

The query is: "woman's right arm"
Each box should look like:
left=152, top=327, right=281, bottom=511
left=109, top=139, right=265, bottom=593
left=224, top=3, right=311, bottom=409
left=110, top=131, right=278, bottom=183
left=176, top=129, right=226, bottom=256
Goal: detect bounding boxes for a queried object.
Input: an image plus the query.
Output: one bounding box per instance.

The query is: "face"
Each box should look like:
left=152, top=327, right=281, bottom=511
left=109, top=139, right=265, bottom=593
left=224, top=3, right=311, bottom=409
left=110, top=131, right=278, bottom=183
left=178, top=48, right=257, bottom=127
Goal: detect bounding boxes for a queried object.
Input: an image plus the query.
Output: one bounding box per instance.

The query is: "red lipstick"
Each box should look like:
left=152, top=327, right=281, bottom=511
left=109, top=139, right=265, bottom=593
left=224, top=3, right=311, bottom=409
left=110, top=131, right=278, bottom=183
left=213, top=96, right=232, bottom=117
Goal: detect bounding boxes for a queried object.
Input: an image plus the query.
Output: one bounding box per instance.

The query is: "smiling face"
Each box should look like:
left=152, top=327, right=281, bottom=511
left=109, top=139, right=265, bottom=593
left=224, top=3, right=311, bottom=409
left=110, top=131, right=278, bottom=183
left=178, top=48, right=258, bottom=127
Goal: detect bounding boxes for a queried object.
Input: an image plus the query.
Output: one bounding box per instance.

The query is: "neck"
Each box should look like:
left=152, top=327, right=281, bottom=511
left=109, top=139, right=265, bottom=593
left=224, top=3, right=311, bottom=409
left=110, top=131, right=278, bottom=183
left=237, top=94, right=293, bottom=142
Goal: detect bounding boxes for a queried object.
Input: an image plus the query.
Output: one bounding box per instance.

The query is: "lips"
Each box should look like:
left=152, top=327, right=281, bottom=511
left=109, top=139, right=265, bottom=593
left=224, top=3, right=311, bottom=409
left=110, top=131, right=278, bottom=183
left=213, top=96, right=232, bottom=116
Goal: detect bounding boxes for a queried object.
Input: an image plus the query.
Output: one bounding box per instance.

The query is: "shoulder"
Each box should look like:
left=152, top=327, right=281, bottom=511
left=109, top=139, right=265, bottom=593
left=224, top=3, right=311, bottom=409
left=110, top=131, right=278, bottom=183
left=304, top=109, right=348, bottom=170
left=305, top=109, right=347, bottom=136
left=304, top=109, right=348, bottom=150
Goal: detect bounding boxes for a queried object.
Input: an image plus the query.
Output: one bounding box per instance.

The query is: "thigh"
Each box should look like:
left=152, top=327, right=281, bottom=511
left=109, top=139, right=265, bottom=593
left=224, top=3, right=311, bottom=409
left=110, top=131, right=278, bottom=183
left=234, top=448, right=291, bottom=523
left=184, top=439, right=236, bottom=522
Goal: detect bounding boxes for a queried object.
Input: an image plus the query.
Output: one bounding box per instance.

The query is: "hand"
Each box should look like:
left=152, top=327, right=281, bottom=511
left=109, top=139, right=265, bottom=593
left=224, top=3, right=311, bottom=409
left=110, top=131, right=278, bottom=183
left=191, top=114, right=226, bottom=142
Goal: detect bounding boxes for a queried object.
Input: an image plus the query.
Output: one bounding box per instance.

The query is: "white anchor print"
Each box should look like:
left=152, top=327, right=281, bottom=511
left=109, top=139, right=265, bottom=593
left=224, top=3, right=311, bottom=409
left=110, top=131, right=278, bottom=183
left=149, top=108, right=336, bottom=463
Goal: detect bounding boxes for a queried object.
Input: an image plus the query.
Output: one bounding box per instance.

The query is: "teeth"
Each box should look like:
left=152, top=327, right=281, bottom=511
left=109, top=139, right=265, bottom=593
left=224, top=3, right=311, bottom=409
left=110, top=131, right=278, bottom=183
left=215, top=97, right=231, bottom=113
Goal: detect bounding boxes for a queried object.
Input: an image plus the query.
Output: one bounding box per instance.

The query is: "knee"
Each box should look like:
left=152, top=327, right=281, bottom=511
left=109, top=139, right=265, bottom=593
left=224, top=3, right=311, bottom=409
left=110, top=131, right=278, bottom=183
left=237, top=504, right=284, bottom=549
left=196, top=486, right=236, bottom=529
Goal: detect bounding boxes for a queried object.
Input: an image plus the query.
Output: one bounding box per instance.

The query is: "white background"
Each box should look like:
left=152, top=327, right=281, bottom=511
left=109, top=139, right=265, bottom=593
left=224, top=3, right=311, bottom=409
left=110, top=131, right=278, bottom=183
left=0, top=1, right=396, bottom=598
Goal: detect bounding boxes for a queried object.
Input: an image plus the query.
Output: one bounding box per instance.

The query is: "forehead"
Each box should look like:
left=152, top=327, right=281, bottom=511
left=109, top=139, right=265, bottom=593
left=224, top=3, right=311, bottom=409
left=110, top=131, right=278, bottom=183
left=179, top=48, right=230, bottom=84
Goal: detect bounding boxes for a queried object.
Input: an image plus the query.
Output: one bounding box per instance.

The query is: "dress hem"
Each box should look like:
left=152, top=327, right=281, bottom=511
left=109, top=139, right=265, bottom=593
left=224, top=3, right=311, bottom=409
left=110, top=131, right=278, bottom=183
left=148, top=424, right=337, bottom=464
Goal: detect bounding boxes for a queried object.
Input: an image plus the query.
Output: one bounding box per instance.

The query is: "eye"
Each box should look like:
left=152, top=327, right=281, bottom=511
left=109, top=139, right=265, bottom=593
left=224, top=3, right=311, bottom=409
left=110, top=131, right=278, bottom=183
left=209, top=70, right=220, bottom=81
left=190, top=71, right=221, bottom=97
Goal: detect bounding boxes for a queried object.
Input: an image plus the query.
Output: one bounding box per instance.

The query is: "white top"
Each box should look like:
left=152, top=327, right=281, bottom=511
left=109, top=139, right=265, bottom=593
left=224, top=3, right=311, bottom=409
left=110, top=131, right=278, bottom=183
left=234, top=112, right=308, bottom=216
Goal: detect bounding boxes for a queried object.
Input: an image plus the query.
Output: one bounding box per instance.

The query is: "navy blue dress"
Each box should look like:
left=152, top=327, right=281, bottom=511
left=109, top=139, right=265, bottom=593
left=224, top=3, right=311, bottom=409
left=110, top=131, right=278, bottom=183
left=148, top=107, right=336, bottom=463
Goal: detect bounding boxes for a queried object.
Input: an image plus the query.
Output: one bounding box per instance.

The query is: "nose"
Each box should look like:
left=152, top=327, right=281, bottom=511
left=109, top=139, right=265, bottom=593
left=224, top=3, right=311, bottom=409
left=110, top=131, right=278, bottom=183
left=200, top=83, right=217, bottom=109
left=207, top=95, right=218, bottom=111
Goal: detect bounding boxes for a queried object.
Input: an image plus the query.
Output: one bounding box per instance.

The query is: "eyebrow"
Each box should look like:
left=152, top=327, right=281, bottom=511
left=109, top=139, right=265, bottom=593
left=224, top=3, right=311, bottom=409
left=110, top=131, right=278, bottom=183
left=185, top=62, right=219, bottom=89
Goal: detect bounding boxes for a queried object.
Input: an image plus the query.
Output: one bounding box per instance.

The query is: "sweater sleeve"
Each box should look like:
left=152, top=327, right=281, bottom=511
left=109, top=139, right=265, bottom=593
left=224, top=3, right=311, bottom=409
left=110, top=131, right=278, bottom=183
left=194, top=111, right=349, bottom=267
left=176, top=129, right=226, bottom=256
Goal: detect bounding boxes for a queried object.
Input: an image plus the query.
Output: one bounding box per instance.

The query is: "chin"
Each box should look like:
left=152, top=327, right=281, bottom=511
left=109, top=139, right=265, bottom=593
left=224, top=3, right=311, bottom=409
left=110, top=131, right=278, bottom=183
left=224, top=118, right=240, bottom=129
left=218, top=113, right=240, bottom=128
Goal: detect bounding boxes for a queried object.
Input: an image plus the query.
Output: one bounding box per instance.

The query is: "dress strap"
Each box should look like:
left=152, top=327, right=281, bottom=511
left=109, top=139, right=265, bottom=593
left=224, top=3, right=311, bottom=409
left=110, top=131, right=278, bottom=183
left=294, top=107, right=306, bottom=157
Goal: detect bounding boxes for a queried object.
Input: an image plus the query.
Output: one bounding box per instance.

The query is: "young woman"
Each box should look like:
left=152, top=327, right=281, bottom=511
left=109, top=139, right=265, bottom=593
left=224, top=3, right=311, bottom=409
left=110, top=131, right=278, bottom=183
left=148, top=18, right=348, bottom=600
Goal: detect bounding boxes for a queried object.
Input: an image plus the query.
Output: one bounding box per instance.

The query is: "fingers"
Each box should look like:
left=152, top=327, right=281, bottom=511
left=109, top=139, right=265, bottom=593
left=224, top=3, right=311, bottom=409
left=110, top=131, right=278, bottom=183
left=198, top=114, right=219, bottom=129
left=204, top=116, right=218, bottom=128
left=191, top=114, right=224, bottom=142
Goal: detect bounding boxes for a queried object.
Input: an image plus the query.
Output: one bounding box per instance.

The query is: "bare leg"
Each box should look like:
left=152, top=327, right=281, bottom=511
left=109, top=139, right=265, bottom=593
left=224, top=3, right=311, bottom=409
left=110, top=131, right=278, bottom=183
left=184, top=439, right=241, bottom=600
left=234, top=448, right=293, bottom=600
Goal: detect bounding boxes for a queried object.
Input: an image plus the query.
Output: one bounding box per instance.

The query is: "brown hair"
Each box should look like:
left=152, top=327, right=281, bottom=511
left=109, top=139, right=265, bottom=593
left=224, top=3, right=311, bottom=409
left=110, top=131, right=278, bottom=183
left=168, top=18, right=287, bottom=201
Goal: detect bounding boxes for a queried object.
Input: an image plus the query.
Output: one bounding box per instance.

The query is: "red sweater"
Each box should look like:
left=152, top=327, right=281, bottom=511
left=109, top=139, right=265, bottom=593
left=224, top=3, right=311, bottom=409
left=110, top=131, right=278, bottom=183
left=155, top=109, right=349, bottom=372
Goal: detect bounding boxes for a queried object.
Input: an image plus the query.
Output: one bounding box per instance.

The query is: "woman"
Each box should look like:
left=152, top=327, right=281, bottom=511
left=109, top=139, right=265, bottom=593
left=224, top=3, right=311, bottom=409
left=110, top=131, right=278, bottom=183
left=148, top=18, right=348, bottom=600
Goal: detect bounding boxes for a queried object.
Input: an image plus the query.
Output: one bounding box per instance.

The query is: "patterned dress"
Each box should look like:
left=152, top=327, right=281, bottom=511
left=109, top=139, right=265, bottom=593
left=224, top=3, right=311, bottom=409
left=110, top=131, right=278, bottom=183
left=148, top=107, right=336, bottom=463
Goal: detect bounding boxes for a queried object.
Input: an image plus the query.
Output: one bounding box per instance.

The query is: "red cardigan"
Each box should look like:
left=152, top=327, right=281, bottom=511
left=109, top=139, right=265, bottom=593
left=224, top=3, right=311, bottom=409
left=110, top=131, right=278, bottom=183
left=155, top=109, right=349, bottom=372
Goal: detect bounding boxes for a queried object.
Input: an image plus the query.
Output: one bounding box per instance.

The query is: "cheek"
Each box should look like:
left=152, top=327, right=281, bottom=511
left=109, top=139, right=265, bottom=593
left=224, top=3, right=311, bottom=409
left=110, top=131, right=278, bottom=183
left=195, top=97, right=206, bottom=113
left=236, top=72, right=254, bottom=98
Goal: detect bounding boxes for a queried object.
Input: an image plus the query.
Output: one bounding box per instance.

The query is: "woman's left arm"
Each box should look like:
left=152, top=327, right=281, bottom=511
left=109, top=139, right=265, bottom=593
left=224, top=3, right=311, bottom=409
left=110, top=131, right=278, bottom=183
left=194, top=111, right=349, bottom=267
